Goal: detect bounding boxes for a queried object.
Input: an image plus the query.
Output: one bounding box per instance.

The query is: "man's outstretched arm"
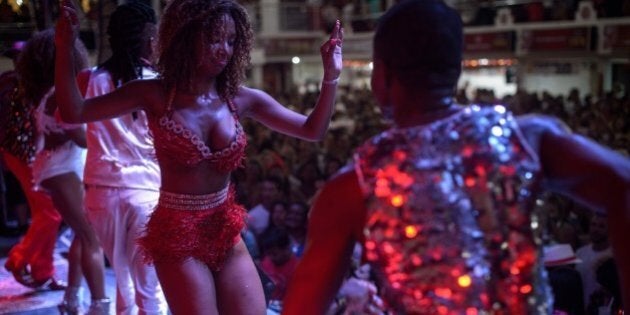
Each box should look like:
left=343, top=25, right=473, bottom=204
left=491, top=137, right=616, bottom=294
left=519, top=115, right=630, bottom=311
left=283, top=167, right=366, bottom=315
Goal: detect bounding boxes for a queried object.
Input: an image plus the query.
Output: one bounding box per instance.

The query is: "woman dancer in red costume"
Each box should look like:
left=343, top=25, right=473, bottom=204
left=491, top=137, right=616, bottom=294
left=55, top=0, right=343, bottom=313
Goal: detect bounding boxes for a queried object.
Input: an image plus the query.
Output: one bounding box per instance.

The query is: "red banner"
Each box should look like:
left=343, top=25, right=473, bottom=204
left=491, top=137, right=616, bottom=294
left=520, top=27, right=591, bottom=52
left=341, top=37, right=372, bottom=55
left=603, top=25, right=630, bottom=52
left=261, top=38, right=321, bottom=56
left=464, top=32, right=514, bottom=53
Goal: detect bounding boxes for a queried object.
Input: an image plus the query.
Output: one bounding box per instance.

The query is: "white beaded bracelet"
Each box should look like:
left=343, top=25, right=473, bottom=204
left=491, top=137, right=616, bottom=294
left=322, top=77, right=340, bottom=85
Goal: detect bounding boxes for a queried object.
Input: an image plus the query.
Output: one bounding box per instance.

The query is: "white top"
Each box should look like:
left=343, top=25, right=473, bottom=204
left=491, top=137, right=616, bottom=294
left=248, top=203, right=270, bottom=236
left=575, top=244, right=613, bottom=305
left=31, top=86, right=87, bottom=188
left=83, top=67, right=160, bottom=190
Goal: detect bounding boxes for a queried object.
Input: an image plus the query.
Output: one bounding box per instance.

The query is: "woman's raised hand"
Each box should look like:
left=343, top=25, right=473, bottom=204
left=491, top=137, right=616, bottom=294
left=320, top=20, right=344, bottom=82
left=55, top=0, right=80, bottom=50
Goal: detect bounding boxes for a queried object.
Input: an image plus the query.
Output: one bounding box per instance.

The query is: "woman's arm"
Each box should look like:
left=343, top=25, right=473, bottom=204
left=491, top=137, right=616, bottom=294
left=242, top=22, right=343, bottom=141
left=55, top=0, right=151, bottom=123
left=44, top=92, right=87, bottom=149
left=66, top=127, right=86, bottom=148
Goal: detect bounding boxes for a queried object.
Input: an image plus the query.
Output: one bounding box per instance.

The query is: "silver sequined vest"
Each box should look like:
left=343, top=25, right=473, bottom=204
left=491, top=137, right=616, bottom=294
left=355, top=105, right=553, bottom=314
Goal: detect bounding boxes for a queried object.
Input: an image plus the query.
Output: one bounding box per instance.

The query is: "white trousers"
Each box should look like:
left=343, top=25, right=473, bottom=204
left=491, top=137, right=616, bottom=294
left=85, top=185, right=167, bottom=315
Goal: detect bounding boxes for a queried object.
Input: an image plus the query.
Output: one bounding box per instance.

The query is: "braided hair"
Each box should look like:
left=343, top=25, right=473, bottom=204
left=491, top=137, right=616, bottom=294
left=100, top=1, right=156, bottom=86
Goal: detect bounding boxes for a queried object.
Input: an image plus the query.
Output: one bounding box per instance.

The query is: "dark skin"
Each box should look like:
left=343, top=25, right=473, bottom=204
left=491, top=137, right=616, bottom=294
left=283, top=59, right=630, bottom=314
left=56, top=0, right=344, bottom=313
left=56, top=2, right=343, bottom=196
left=41, top=93, right=86, bottom=150
left=38, top=85, right=106, bottom=301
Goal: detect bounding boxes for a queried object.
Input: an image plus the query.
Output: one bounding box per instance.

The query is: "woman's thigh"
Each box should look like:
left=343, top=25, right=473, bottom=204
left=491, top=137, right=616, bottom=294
left=154, top=258, right=218, bottom=315
left=40, top=173, right=88, bottom=232
left=215, top=239, right=266, bottom=315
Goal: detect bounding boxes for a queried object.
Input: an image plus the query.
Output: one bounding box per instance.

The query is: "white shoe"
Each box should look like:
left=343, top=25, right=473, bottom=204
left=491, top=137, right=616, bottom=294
left=85, top=297, right=111, bottom=315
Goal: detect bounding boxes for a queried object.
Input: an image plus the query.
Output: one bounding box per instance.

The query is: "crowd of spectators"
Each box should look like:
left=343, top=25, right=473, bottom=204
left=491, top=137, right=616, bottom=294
left=2, top=0, right=628, bottom=311
left=226, top=80, right=628, bottom=313
left=1, top=51, right=627, bottom=312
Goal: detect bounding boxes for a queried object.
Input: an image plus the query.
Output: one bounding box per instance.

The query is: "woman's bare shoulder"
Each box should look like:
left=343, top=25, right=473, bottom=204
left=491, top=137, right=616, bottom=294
left=234, top=86, right=267, bottom=112
left=235, top=85, right=269, bottom=100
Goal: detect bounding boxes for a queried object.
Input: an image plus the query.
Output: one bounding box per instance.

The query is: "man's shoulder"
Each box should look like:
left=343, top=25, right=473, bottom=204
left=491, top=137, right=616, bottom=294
left=516, top=114, right=571, bottom=133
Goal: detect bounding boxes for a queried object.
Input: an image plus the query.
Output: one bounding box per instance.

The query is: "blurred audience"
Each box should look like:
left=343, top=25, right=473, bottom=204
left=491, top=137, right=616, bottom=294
left=544, top=243, right=586, bottom=315
left=234, top=81, right=628, bottom=313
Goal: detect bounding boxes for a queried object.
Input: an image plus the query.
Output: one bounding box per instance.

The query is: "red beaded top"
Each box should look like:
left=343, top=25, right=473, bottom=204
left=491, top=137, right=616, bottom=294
left=148, top=90, right=246, bottom=172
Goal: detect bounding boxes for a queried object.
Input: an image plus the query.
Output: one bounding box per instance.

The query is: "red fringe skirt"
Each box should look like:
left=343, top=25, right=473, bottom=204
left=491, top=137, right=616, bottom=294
left=138, top=185, right=246, bottom=271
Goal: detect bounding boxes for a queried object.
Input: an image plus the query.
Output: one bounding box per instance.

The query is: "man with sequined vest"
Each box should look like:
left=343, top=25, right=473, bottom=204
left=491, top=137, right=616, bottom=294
left=283, top=1, right=630, bottom=314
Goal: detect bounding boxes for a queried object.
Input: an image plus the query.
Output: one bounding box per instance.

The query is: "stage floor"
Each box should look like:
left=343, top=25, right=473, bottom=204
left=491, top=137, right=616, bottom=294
left=0, top=228, right=280, bottom=315
left=0, top=229, right=117, bottom=315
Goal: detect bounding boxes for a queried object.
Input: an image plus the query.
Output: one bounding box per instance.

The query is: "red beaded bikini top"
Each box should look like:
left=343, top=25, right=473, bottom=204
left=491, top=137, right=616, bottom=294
left=148, top=89, right=247, bottom=172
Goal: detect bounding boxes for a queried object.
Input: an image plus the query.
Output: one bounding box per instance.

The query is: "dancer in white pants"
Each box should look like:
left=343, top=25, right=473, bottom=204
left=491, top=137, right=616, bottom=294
left=78, top=3, right=167, bottom=314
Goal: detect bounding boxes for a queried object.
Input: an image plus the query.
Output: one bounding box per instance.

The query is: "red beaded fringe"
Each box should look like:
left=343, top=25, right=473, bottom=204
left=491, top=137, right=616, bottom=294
left=138, top=186, right=246, bottom=271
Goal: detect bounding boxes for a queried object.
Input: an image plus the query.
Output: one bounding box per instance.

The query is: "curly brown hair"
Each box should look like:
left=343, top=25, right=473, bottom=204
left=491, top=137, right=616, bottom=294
left=16, top=29, right=88, bottom=106
left=156, top=0, right=253, bottom=101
